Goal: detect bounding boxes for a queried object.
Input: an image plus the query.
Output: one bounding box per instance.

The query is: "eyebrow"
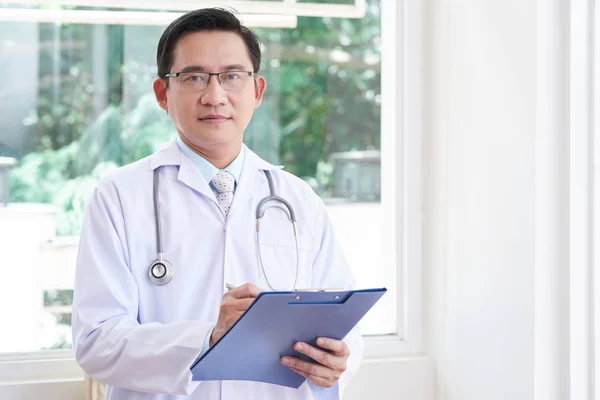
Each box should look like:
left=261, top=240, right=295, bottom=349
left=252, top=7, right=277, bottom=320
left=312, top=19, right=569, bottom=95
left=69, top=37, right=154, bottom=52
left=179, top=64, right=249, bottom=73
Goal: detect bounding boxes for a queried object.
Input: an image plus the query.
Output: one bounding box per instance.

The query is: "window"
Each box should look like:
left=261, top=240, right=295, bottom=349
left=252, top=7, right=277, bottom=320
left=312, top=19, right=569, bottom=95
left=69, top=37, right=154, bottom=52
left=0, top=0, right=398, bottom=356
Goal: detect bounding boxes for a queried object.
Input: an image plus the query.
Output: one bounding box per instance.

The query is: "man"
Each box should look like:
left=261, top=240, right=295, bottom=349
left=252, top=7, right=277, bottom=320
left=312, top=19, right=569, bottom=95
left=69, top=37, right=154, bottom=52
left=72, top=8, right=363, bottom=400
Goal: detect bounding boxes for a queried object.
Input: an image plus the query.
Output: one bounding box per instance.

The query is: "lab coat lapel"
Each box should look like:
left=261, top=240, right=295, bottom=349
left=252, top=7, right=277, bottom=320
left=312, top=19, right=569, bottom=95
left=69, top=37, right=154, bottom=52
left=177, top=158, right=216, bottom=200
left=148, top=139, right=216, bottom=201
left=227, top=147, right=282, bottom=221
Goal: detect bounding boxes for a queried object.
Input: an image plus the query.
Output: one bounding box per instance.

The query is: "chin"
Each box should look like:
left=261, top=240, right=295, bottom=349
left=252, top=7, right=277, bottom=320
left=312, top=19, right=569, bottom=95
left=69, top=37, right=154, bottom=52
left=194, top=134, right=241, bottom=147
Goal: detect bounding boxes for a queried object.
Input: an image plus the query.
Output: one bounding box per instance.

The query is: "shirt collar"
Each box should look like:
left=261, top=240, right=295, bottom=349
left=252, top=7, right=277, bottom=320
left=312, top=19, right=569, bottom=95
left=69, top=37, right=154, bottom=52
left=176, top=136, right=245, bottom=184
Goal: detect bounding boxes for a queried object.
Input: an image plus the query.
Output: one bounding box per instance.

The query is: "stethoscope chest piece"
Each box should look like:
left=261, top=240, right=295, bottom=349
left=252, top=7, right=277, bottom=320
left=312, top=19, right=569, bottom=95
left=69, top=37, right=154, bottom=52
left=149, top=258, right=173, bottom=285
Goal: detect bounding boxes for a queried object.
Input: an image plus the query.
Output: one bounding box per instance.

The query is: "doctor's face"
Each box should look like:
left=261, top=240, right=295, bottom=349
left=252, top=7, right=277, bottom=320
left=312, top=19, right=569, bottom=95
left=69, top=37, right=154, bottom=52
left=153, top=30, right=266, bottom=154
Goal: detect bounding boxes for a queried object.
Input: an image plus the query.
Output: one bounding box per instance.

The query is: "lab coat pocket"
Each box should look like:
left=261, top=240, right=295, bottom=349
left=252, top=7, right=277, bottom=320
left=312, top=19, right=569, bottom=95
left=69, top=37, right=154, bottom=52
left=252, top=230, right=314, bottom=290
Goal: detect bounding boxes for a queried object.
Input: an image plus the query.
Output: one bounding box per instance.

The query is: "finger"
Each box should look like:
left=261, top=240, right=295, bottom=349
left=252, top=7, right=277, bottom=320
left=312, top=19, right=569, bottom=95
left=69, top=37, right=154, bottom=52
left=230, top=297, right=256, bottom=311
left=228, top=283, right=262, bottom=299
left=292, top=342, right=346, bottom=371
left=222, top=297, right=255, bottom=313
left=225, top=311, right=247, bottom=327
left=280, top=356, right=332, bottom=380
left=288, top=366, right=335, bottom=389
left=316, top=337, right=350, bottom=357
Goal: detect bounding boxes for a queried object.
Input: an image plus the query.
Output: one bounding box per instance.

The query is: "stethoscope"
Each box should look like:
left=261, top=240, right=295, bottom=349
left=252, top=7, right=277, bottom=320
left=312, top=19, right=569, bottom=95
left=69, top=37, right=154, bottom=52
left=149, top=168, right=300, bottom=291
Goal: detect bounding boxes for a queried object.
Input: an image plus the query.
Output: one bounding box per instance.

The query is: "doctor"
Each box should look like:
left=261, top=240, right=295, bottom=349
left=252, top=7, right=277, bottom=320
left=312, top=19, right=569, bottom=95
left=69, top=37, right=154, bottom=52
left=72, top=7, right=363, bottom=400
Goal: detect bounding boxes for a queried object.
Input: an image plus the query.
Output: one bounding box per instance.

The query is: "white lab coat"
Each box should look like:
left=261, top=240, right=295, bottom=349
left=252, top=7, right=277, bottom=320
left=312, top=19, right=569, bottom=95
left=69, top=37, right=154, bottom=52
left=72, top=139, right=363, bottom=400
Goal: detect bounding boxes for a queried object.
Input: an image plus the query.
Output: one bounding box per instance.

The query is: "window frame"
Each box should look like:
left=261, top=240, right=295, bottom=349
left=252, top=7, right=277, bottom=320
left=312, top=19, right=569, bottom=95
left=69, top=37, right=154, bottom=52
left=364, top=0, right=422, bottom=358
left=0, top=8, right=299, bottom=28
left=4, top=0, right=367, bottom=18
left=0, top=0, right=423, bottom=385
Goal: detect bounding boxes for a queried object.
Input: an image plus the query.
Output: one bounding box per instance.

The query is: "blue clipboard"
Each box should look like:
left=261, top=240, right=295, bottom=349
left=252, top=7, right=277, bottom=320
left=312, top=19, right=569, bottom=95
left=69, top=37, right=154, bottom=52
left=190, top=287, right=386, bottom=388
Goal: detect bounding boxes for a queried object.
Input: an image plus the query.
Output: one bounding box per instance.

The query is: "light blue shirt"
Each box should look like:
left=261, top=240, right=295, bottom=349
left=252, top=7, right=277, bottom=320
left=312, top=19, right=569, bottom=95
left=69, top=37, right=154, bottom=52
left=176, top=136, right=245, bottom=197
left=176, top=136, right=246, bottom=362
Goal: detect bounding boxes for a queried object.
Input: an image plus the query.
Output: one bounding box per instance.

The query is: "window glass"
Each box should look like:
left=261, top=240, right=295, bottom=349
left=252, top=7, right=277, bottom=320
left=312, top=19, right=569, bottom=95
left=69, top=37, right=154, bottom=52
left=0, top=0, right=390, bottom=353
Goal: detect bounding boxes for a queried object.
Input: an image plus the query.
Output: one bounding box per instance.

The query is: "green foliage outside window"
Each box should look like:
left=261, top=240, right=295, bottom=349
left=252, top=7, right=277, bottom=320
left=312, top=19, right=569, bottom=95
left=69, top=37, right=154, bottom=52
left=7, top=1, right=381, bottom=236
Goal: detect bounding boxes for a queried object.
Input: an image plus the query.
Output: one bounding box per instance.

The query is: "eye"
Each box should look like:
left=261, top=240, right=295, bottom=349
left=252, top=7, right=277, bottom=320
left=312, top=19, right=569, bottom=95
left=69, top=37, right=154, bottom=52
left=183, top=73, right=207, bottom=83
left=222, top=72, right=242, bottom=81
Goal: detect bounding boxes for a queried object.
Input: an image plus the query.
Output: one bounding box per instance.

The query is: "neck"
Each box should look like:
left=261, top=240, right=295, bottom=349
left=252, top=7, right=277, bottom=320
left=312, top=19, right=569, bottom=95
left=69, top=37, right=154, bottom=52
left=179, top=135, right=242, bottom=169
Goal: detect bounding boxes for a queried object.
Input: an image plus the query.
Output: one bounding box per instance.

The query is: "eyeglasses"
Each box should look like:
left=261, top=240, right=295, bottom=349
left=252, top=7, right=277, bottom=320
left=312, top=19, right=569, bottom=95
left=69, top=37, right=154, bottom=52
left=164, top=71, right=255, bottom=92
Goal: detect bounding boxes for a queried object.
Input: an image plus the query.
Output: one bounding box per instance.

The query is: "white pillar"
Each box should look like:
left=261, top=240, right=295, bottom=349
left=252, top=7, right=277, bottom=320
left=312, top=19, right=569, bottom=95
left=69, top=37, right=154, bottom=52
left=534, top=0, right=570, bottom=399
left=570, top=1, right=594, bottom=399
left=594, top=5, right=600, bottom=400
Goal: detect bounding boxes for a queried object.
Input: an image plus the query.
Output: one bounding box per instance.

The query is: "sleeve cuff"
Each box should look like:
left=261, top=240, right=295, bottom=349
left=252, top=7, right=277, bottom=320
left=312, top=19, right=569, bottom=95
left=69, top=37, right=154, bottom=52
left=308, top=381, right=339, bottom=400
left=192, top=325, right=215, bottom=366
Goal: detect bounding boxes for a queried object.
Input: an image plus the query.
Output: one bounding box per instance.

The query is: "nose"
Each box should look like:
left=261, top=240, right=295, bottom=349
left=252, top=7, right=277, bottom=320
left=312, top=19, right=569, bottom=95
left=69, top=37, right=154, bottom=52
left=200, top=75, right=228, bottom=106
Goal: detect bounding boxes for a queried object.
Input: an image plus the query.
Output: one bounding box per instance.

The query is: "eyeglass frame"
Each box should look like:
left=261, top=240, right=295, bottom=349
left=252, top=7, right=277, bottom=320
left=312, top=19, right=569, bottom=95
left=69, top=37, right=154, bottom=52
left=163, top=70, right=255, bottom=91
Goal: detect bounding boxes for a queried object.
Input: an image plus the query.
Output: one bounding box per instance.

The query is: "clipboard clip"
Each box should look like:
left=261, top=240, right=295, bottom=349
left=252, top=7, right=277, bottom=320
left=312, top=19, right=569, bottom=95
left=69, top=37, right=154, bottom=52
left=293, top=289, right=345, bottom=301
left=290, top=289, right=350, bottom=303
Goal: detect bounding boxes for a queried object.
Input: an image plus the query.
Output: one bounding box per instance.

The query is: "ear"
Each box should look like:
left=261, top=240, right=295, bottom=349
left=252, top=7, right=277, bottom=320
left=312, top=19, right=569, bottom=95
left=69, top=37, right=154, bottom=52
left=253, top=75, right=267, bottom=108
left=153, top=78, right=168, bottom=111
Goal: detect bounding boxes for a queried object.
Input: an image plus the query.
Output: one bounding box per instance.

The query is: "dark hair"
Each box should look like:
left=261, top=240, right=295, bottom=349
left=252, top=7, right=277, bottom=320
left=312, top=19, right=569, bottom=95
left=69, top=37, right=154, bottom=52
left=156, top=8, right=262, bottom=79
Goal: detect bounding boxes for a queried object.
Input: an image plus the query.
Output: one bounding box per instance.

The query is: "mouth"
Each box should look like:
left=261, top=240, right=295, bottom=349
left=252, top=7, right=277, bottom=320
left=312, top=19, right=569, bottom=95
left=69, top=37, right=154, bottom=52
left=198, top=115, right=230, bottom=123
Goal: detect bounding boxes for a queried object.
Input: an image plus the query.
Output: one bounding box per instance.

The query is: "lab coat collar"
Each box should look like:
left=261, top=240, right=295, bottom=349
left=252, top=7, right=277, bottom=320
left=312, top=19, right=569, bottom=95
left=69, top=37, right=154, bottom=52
left=228, top=146, right=284, bottom=220
left=148, top=138, right=282, bottom=173
left=147, top=138, right=283, bottom=210
left=147, top=139, right=212, bottom=199
left=148, top=138, right=182, bottom=171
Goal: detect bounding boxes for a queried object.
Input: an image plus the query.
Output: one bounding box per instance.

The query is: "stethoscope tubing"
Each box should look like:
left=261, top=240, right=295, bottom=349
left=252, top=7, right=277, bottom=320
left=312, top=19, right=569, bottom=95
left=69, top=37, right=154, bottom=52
left=149, top=168, right=299, bottom=290
left=153, top=167, right=164, bottom=259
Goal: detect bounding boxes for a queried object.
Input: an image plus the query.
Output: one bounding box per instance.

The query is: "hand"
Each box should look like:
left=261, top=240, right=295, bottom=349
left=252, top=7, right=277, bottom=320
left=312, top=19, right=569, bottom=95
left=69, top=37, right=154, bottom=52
left=280, top=337, right=350, bottom=388
left=210, top=283, right=261, bottom=346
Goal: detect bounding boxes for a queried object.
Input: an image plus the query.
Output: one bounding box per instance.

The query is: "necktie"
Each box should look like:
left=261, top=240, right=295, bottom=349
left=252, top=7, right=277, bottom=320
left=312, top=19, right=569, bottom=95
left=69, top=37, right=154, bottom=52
left=211, top=171, right=235, bottom=216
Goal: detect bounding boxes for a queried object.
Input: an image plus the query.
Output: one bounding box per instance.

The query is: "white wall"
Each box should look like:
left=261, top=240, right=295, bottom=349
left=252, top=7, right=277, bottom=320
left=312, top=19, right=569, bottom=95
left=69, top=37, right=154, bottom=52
left=2, top=0, right=545, bottom=398
left=346, top=358, right=433, bottom=400
left=423, top=1, right=536, bottom=400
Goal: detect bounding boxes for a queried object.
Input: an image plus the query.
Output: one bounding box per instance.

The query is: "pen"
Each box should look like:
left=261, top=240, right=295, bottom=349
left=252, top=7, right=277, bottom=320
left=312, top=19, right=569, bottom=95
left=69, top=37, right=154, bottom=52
left=226, top=283, right=237, bottom=292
